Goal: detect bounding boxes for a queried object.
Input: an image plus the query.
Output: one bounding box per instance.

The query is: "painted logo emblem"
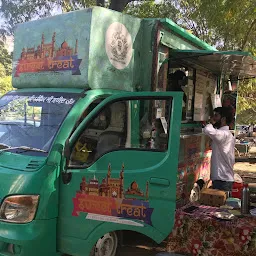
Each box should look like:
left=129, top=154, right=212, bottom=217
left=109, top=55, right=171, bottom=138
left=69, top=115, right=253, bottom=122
left=72, top=164, right=154, bottom=225
left=14, top=32, right=82, bottom=77
left=105, top=22, right=133, bottom=70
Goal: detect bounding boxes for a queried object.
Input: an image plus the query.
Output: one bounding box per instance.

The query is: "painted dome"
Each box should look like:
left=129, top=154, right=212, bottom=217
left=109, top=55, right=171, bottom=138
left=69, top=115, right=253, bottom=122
left=61, top=41, right=68, bottom=49
left=131, top=181, right=138, bottom=190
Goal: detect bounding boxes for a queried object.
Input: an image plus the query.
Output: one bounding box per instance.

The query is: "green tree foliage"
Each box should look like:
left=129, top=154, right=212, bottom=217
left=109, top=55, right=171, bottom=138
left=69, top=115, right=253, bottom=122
left=0, top=74, right=12, bottom=96
left=0, top=42, right=13, bottom=95
left=1, top=0, right=255, bottom=51
left=0, top=62, right=12, bottom=96
left=125, top=0, right=179, bottom=21
left=174, top=0, right=256, bottom=52
left=0, top=0, right=137, bottom=35
left=0, top=40, right=12, bottom=76
left=0, top=0, right=60, bottom=35
left=0, top=62, right=6, bottom=77
left=0, top=0, right=255, bottom=123
left=236, top=79, right=256, bottom=124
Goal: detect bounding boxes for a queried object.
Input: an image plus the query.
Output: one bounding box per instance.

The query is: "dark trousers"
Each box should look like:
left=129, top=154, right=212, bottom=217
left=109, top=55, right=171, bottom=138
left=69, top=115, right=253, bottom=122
left=212, top=180, right=233, bottom=192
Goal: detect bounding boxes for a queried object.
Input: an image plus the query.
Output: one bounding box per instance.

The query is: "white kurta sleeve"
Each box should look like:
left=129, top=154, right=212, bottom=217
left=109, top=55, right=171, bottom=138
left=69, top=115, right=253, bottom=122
left=203, top=124, right=226, bottom=143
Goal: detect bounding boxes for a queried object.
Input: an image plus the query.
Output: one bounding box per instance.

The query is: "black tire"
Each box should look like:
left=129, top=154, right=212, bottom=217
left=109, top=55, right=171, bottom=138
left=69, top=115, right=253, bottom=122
left=90, top=232, right=121, bottom=256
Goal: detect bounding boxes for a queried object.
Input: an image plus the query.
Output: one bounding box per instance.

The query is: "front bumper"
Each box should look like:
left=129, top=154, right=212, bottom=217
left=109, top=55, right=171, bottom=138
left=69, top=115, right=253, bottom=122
left=0, top=218, right=57, bottom=256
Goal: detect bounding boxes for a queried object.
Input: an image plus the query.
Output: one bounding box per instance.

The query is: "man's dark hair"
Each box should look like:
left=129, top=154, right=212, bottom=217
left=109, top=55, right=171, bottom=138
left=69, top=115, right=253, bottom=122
left=214, top=107, right=234, bottom=125
left=168, top=70, right=187, bottom=91
left=172, top=70, right=186, bottom=80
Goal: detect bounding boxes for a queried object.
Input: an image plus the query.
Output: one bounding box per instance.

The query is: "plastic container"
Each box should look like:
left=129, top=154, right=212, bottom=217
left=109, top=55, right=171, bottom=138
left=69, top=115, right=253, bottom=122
left=232, top=182, right=244, bottom=199
left=226, top=198, right=241, bottom=209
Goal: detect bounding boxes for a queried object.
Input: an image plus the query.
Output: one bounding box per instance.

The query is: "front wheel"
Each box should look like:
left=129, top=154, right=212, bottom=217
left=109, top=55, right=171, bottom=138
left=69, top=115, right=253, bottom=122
left=90, top=232, right=118, bottom=256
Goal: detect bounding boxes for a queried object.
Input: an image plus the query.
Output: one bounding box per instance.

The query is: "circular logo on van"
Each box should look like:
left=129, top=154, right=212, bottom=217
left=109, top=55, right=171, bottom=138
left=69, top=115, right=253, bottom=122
left=105, top=22, right=133, bottom=70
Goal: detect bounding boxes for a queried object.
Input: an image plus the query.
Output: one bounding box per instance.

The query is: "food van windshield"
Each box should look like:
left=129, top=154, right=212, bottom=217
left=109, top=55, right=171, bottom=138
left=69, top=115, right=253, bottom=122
left=0, top=91, right=79, bottom=155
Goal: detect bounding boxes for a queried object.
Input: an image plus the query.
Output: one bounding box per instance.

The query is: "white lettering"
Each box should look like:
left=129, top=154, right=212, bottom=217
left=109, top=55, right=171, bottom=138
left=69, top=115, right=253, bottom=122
left=2, top=95, right=76, bottom=105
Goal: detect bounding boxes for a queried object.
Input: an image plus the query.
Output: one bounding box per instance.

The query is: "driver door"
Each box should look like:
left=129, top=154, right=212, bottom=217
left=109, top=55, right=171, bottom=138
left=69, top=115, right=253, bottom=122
left=58, top=91, right=183, bottom=254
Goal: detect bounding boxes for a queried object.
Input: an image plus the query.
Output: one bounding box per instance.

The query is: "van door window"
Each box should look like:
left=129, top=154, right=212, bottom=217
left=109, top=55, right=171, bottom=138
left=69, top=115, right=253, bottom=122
left=69, top=98, right=172, bottom=167
left=74, top=98, right=106, bottom=131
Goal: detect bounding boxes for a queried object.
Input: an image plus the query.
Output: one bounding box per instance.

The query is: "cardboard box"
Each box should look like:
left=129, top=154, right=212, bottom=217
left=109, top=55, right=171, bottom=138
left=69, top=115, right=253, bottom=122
left=200, top=188, right=227, bottom=207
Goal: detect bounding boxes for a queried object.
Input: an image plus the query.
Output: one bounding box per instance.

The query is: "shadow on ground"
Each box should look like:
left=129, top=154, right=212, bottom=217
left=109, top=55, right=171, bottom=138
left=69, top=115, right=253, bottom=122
left=119, top=231, right=166, bottom=255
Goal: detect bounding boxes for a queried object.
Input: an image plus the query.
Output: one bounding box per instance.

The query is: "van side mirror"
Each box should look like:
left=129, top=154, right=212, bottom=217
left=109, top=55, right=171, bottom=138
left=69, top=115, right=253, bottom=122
left=62, top=172, right=72, bottom=184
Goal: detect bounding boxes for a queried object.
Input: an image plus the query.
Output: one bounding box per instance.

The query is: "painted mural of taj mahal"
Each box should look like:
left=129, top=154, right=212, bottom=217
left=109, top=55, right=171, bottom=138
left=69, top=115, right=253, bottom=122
left=78, top=164, right=149, bottom=201
left=20, top=32, right=78, bottom=60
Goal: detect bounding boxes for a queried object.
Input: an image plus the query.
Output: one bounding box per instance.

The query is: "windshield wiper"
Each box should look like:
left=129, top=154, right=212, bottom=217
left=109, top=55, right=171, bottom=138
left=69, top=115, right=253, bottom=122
left=0, top=143, right=11, bottom=149
left=0, top=146, right=47, bottom=153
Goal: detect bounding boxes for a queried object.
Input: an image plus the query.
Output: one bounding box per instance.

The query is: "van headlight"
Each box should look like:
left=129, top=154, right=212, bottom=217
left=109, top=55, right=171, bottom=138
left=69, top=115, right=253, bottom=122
left=0, top=195, right=39, bottom=223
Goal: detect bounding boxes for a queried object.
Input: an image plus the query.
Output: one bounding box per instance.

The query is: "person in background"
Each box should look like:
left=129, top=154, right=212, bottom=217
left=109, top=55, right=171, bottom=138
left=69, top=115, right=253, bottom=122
left=249, top=124, right=254, bottom=137
left=202, top=107, right=235, bottom=192
left=168, top=70, right=187, bottom=101
left=168, top=70, right=187, bottom=119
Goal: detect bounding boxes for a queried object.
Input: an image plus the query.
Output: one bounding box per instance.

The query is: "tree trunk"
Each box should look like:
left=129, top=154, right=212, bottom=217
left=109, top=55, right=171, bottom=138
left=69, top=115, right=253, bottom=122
left=96, top=0, right=105, bottom=7
left=241, top=19, right=256, bottom=51
left=109, top=0, right=133, bottom=12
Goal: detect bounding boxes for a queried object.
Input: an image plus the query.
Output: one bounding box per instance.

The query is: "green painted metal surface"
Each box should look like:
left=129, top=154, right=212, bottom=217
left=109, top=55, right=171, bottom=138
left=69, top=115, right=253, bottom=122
left=58, top=91, right=183, bottom=256
left=160, top=30, right=200, bottom=50
left=0, top=153, right=46, bottom=172
left=0, top=161, right=59, bottom=255
left=88, top=8, right=142, bottom=92
left=0, top=162, right=58, bottom=220
left=12, top=7, right=143, bottom=92
left=139, top=19, right=155, bottom=92
left=12, top=7, right=220, bottom=92
left=0, top=219, right=57, bottom=255
left=13, top=9, right=92, bottom=89
left=160, top=18, right=216, bottom=51
left=0, top=90, right=183, bottom=256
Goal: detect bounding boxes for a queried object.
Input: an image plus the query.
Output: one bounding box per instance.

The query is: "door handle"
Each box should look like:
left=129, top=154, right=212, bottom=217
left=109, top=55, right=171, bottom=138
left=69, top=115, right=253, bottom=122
left=149, top=177, right=170, bottom=186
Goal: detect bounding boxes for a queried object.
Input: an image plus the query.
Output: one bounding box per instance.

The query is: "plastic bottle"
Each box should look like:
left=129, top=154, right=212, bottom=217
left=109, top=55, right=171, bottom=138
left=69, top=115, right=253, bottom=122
left=149, top=138, right=155, bottom=149
left=241, top=183, right=250, bottom=214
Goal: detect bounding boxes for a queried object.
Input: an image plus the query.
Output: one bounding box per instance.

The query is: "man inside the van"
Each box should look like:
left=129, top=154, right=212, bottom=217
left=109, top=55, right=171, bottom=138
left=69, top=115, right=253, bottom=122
left=203, top=107, right=235, bottom=192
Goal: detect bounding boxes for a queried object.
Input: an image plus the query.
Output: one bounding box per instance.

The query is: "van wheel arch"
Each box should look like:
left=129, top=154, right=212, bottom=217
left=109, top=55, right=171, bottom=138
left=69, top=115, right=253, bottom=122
left=90, top=231, right=123, bottom=256
left=89, top=229, right=164, bottom=256
left=86, top=223, right=165, bottom=256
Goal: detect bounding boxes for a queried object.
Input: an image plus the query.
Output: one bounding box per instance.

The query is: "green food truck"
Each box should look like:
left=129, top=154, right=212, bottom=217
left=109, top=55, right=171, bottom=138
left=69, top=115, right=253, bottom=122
left=0, top=6, right=255, bottom=256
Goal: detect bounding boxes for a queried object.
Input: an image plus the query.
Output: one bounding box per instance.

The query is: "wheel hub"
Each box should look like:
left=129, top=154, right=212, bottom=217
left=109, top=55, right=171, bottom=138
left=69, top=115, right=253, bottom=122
left=94, top=232, right=118, bottom=256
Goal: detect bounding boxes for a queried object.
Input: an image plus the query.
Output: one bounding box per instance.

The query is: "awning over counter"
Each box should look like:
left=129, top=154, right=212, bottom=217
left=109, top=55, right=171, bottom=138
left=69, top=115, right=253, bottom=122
left=168, top=50, right=256, bottom=79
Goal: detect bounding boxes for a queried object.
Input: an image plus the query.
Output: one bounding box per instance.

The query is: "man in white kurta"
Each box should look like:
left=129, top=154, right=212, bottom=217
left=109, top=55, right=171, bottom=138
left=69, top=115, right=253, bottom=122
left=203, top=107, right=235, bottom=192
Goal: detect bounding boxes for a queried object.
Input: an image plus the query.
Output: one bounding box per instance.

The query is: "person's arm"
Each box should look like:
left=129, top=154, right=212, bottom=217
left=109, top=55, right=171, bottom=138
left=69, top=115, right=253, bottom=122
left=203, top=123, right=226, bottom=143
